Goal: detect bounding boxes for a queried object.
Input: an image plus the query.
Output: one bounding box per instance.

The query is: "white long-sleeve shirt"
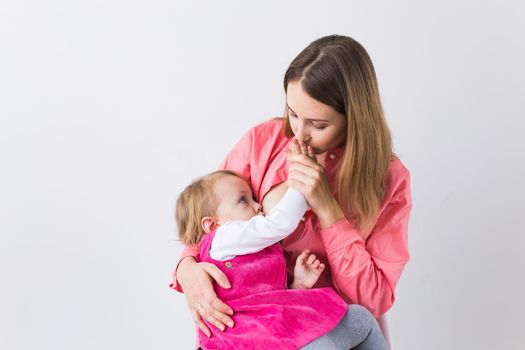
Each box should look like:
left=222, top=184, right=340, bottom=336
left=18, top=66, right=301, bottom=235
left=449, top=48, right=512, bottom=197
left=210, top=187, right=309, bottom=261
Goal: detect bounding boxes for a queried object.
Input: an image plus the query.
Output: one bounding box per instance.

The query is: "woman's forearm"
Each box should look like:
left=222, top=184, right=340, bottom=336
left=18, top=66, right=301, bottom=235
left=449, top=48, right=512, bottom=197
left=319, top=191, right=411, bottom=316
left=176, top=256, right=197, bottom=289
left=316, top=198, right=345, bottom=229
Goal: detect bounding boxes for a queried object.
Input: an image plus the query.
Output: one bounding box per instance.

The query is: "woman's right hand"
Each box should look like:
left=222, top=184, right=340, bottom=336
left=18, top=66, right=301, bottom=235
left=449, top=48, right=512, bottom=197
left=177, top=257, right=235, bottom=337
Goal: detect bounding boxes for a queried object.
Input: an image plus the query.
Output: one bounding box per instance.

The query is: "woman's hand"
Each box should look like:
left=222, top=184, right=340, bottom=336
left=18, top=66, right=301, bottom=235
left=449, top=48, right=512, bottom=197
left=177, top=257, right=235, bottom=337
left=287, top=139, right=345, bottom=229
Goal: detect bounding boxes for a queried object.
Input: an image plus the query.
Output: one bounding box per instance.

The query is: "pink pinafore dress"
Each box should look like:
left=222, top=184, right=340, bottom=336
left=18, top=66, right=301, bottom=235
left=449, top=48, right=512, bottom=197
left=197, top=230, right=348, bottom=350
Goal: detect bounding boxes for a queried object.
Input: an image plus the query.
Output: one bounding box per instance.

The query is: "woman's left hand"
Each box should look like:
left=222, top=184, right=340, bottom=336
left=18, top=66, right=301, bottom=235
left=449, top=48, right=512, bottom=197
left=287, top=140, right=345, bottom=229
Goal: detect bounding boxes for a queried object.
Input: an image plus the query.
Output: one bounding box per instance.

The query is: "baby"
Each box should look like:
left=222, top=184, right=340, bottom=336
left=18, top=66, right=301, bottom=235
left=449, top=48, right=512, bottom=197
left=176, top=164, right=387, bottom=349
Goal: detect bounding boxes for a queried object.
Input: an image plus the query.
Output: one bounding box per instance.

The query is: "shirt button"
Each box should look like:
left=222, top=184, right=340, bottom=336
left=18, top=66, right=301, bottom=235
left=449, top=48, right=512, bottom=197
left=225, top=262, right=233, bottom=268
left=329, top=154, right=336, bottom=160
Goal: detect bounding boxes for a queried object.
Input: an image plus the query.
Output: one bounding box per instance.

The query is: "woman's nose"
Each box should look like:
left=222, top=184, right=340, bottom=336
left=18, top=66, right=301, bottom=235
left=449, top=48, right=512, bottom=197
left=294, top=124, right=310, bottom=143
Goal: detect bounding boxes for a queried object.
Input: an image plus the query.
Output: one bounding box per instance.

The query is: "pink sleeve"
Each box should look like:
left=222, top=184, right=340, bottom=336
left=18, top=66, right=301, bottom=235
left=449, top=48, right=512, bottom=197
left=170, top=128, right=255, bottom=293
left=319, top=171, right=412, bottom=317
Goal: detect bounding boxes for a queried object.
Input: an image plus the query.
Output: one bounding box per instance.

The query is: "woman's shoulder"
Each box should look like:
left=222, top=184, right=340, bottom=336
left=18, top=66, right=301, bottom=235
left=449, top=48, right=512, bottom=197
left=388, top=155, right=410, bottom=176
left=248, top=117, right=287, bottom=140
left=234, top=118, right=289, bottom=155
left=384, top=155, right=411, bottom=197
left=220, top=118, right=288, bottom=175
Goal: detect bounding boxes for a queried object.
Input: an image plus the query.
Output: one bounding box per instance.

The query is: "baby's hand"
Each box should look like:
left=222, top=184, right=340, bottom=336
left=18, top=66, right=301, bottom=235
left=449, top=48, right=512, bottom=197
left=290, top=249, right=325, bottom=289
left=290, top=138, right=302, bottom=156
left=288, top=138, right=316, bottom=159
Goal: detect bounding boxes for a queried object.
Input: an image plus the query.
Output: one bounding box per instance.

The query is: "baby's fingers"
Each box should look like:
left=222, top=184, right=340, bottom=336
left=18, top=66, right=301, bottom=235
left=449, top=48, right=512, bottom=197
left=296, top=249, right=310, bottom=264
left=310, top=259, right=320, bottom=270
left=299, top=140, right=308, bottom=156
left=307, top=146, right=317, bottom=162
left=291, top=138, right=301, bottom=155
left=306, top=253, right=317, bottom=265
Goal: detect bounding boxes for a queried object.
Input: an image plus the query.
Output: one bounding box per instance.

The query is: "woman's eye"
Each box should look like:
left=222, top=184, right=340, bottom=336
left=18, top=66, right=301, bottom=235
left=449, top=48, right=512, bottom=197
left=289, top=113, right=298, bottom=118
left=312, top=124, right=327, bottom=130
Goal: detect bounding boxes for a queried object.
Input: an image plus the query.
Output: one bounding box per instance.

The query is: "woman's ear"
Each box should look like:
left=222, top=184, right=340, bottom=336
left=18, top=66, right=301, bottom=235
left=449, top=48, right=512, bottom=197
left=201, top=216, right=219, bottom=233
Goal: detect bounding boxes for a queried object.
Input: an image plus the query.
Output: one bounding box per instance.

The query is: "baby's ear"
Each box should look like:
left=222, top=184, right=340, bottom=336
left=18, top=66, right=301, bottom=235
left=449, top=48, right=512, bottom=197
left=201, top=216, right=219, bottom=233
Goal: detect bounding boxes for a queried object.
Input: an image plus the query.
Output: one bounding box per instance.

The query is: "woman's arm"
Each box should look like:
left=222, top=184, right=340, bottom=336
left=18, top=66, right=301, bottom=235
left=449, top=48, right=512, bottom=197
left=319, top=187, right=411, bottom=317
left=287, top=150, right=412, bottom=317
left=175, top=256, right=235, bottom=337
left=169, top=245, right=199, bottom=292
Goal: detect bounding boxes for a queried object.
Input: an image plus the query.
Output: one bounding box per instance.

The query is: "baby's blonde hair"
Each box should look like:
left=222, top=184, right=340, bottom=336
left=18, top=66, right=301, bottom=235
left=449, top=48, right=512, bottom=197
left=176, top=170, right=242, bottom=245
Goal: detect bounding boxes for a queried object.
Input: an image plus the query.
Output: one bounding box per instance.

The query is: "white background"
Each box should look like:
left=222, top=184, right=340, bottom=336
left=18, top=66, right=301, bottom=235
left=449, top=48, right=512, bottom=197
left=1, top=1, right=524, bottom=349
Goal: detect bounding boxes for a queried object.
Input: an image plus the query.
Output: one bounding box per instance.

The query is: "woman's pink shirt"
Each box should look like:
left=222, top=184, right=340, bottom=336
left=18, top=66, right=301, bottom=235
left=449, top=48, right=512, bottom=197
left=171, top=118, right=412, bottom=317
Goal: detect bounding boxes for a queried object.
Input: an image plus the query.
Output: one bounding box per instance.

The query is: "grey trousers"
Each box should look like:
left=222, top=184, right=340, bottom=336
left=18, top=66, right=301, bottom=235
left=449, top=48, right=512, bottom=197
left=301, top=304, right=389, bottom=350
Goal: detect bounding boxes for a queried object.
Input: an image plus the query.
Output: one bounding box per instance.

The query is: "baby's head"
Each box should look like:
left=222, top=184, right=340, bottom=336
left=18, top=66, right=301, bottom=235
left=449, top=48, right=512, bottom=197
left=176, top=170, right=262, bottom=245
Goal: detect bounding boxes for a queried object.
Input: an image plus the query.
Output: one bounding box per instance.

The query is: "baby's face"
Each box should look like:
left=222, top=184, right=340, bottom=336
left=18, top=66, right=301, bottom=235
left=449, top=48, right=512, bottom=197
left=213, top=174, right=263, bottom=224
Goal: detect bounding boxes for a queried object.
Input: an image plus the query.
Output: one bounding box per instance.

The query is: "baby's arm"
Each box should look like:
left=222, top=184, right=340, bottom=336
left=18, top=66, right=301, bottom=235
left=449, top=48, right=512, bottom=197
left=209, top=187, right=309, bottom=261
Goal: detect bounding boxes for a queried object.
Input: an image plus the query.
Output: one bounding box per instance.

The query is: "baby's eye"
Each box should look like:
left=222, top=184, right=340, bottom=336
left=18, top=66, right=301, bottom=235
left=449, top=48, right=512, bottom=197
left=239, top=195, right=248, bottom=204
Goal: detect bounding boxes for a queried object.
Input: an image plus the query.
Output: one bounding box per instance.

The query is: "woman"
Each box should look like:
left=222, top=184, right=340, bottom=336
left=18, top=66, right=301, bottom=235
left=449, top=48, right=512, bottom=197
left=171, top=34, right=412, bottom=347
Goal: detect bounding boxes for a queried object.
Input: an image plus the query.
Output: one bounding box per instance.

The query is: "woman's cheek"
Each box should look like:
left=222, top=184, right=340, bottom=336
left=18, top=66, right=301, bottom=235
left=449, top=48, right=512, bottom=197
left=313, top=134, right=331, bottom=152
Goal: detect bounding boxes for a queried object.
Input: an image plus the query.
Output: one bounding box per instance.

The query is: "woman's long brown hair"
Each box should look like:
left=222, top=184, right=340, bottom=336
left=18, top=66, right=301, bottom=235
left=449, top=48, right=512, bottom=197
left=283, top=35, right=393, bottom=234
